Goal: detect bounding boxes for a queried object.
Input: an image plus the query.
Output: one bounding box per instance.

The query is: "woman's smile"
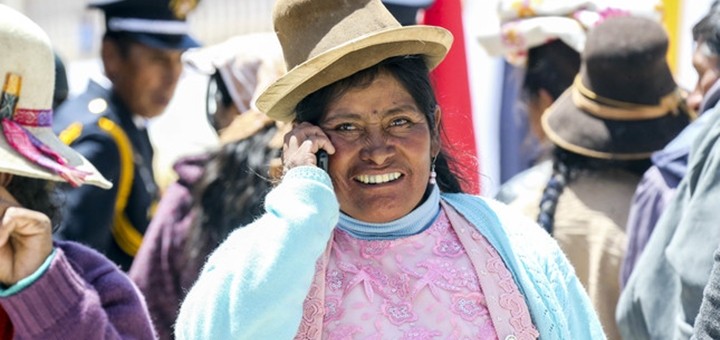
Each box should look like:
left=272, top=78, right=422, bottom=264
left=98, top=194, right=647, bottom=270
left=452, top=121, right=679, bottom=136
left=354, top=172, right=402, bottom=184
left=321, top=71, right=436, bottom=223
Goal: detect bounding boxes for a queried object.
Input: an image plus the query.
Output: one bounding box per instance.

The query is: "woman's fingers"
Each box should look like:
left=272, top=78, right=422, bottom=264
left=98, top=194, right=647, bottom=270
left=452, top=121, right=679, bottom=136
left=282, top=123, right=335, bottom=172
left=0, top=188, right=53, bottom=286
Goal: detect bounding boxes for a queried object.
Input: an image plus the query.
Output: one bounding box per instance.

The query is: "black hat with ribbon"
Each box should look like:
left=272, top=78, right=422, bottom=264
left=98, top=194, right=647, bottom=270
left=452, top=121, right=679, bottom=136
left=542, top=15, right=693, bottom=160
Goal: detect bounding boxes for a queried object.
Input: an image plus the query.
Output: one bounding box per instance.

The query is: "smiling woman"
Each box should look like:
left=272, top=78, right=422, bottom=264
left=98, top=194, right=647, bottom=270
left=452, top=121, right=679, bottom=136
left=298, top=59, right=448, bottom=223
left=175, top=0, right=605, bottom=338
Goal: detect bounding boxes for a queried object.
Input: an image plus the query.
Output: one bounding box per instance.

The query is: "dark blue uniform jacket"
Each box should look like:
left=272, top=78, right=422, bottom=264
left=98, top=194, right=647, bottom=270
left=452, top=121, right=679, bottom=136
left=53, top=81, right=158, bottom=270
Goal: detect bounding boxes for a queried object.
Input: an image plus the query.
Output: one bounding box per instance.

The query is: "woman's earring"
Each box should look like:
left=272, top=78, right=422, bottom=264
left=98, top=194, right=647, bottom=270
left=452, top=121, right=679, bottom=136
left=429, top=157, right=437, bottom=185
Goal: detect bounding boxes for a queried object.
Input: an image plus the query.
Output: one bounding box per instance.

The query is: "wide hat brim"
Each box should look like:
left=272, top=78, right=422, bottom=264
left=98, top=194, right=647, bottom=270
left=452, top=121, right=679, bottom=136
left=0, top=126, right=112, bottom=189
left=256, top=25, right=452, bottom=122
left=542, top=90, right=692, bottom=160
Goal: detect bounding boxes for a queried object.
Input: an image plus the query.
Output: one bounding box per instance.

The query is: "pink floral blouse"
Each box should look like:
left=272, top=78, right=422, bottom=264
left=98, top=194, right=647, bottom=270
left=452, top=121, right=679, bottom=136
left=320, top=209, right=539, bottom=339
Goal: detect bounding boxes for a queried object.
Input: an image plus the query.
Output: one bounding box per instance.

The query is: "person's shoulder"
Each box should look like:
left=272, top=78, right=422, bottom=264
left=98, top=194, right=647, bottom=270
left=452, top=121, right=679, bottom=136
left=444, top=193, right=558, bottom=252
left=481, top=196, right=552, bottom=237
left=54, top=240, right=122, bottom=273
left=495, top=161, right=552, bottom=204
left=53, top=84, right=121, bottom=140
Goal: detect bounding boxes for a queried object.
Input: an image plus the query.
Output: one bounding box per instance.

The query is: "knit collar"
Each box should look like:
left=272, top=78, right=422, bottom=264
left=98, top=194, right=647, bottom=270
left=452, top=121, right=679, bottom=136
left=337, top=184, right=440, bottom=240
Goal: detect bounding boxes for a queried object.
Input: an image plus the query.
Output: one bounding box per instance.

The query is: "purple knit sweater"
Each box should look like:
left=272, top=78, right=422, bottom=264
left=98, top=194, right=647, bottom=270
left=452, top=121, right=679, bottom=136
left=128, top=154, right=208, bottom=340
left=0, top=240, right=156, bottom=339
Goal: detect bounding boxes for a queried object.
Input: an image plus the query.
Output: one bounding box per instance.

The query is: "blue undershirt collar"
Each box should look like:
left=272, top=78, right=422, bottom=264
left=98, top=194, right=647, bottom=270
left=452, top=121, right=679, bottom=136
left=337, top=185, right=440, bottom=240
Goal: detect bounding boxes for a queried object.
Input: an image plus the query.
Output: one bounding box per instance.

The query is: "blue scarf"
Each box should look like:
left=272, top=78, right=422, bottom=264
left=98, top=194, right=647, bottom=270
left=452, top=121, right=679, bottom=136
left=337, top=185, right=440, bottom=240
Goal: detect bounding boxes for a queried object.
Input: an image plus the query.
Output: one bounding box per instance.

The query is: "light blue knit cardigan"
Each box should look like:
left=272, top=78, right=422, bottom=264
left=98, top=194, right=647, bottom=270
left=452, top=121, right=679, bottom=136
left=175, top=166, right=605, bottom=339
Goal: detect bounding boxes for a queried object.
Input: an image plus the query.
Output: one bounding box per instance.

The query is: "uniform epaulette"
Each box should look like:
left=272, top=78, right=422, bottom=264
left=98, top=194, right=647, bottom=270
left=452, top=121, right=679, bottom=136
left=56, top=96, right=112, bottom=144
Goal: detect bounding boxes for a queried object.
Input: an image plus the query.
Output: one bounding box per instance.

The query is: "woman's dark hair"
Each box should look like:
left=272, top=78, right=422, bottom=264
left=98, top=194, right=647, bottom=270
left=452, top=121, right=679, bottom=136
left=522, top=39, right=581, bottom=102
left=537, top=147, right=651, bottom=234
left=693, top=4, right=720, bottom=57
left=294, top=55, right=465, bottom=193
left=183, top=125, right=281, bottom=272
left=6, top=176, right=59, bottom=227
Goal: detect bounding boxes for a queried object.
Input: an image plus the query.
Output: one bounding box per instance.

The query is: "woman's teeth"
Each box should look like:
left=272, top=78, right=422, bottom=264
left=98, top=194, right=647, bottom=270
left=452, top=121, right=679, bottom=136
left=356, top=172, right=402, bottom=184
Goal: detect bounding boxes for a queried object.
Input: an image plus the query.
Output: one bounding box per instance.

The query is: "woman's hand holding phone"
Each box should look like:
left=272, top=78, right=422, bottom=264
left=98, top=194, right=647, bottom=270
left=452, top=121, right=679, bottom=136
left=282, top=122, right=334, bottom=174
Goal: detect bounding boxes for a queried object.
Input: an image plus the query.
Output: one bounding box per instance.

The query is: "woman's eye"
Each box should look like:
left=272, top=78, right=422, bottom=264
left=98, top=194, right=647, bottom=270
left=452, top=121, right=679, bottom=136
left=336, top=123, right=356, bottom=131
left=390, top=118, right=410, bottom=127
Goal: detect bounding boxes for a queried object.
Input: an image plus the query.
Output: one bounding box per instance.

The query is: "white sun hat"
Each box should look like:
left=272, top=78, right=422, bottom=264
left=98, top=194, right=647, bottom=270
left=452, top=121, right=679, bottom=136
left=0, top=5, right=111, bottom=189
left=477, top=0, right=663, bottom=66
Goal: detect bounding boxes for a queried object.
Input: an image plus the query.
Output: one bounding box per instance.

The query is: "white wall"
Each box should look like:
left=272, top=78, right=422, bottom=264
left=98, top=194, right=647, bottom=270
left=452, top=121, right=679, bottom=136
left=464, top=0, right=504, bottom=196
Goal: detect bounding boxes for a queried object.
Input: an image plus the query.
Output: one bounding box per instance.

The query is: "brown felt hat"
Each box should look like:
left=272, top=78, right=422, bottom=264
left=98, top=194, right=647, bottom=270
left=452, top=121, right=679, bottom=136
left=256, top=0, right=453, bottom=122
left=542, top=15, right=693, bottom=160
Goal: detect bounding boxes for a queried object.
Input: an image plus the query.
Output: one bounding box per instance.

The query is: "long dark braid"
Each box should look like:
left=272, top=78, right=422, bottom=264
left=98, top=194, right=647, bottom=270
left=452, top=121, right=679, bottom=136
left=537, top=147, right=651, bottom=235
left=537, top=159, right=571, bottom=234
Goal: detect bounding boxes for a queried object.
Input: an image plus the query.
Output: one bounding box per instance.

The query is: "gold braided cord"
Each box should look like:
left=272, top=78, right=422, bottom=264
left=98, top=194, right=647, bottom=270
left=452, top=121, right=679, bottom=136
left=572, top=76, right=683, bottom=120
left=98, top=117, right=142, bottom=256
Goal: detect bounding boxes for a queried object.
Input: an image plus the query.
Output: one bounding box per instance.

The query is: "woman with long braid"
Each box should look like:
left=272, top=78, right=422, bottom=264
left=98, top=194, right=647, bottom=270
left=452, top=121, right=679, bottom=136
left=509, top=16, right=692, bottom=339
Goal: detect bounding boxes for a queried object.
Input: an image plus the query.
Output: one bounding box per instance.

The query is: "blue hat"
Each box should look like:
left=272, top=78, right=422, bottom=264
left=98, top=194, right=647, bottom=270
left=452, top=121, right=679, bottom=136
left=89, top=0, right=201, bottom=50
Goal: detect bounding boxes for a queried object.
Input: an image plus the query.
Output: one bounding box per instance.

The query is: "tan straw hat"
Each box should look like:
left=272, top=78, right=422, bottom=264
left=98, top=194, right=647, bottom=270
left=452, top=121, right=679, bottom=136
left=0, top=5, right=111, bottom=188
left=256, top=0, right=453, bottom=122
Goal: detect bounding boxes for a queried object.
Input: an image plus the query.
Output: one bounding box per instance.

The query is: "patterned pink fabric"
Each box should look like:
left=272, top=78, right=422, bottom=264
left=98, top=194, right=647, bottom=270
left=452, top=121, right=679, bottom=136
left=443, top=201, right=539, bottom=339
left=2, top=118, right=89, bottom=186
left=295, top=204, right=539, bottom=339
left=13, top=108, right=53, bottom=127
left=1, top=72, right=87, bottom=186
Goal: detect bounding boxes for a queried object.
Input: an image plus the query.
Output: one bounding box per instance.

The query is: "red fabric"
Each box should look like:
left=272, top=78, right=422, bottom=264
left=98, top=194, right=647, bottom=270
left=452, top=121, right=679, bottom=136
left=0, top=305, right=13, bottom=340
left=423, top=0, right=480, bottom=194
left=1, top=118, right=89, bottom=187
left=13, top=108, right=53, bottom=127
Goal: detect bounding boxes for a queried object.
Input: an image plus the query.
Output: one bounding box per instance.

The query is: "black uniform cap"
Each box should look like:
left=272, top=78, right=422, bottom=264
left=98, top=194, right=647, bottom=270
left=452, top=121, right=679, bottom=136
left=89, top=0, right=201, bottom=50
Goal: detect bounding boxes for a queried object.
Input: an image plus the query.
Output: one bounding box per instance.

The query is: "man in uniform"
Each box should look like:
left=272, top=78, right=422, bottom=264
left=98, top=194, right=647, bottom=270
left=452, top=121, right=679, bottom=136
left=53, top=0, right=200, bottom=270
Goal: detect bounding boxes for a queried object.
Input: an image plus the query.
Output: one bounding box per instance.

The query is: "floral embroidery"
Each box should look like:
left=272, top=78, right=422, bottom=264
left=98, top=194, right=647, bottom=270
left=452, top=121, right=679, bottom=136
left=451, top=292, right=489, bottom=321
left=312, top=209, right=537, bottom=338
left=402, top=327, right=442, bottom=339
left=402, top=260, right=460, bottom=299
left=360, top=240, right=391, bottom=258
left=382, top=300, right=418, bottom=325
left=326, top=269, right=345, bottom=292
left=434, top=238, right=464, bottom=258
left=338, top=262, right=389, bottom=302
left=479, top=235, right=540, bottom=339
left=324, top=296, right=344, bottom=323
left=301, top=286, right=323, bottom=324
left=295, top=250, right=333, bottom=339
left=427, top=213, right=451, bottom=236
left=295, top=270, right=324, bottom=339
left=499, top=293, right=524, bottom=316
left=387, top=273, right=411, bottom=299
left=447, top=266, right=480, bottom=292
left=326, top=325, right=362, bottom=340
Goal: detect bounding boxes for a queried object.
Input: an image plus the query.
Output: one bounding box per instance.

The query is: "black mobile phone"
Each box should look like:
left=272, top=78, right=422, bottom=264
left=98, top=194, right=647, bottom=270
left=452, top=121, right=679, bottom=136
left=316, top=150, right=329, bottom=172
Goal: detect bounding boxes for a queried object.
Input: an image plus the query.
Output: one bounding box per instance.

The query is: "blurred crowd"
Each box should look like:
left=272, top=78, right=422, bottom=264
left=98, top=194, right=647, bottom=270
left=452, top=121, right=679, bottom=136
left=3, top=0, right=720, bottom=339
